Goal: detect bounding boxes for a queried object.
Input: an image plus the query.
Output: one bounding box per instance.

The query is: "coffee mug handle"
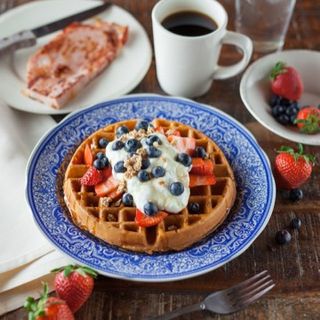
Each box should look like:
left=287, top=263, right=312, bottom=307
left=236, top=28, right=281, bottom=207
left=213, top=31, right=253, bottom=80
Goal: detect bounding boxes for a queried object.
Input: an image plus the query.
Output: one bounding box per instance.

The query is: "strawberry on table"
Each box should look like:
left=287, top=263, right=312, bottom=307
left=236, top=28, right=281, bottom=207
left=135, top=209, right=168, bottom=227
left=24, top=283, right=74, bottom=320
left=294, top=105, right=320, bottom=134
left=270, top=61, right=303, bottom=101
left=274, top=143, right=315, bottom=190
left=51, top=265, right=97, bottom=313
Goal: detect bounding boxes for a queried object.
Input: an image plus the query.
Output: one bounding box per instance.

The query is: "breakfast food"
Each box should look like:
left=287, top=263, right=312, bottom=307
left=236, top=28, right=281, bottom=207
left=63, top=119, right=236, bottom=254
left=24, top=20, right=128, bottom=109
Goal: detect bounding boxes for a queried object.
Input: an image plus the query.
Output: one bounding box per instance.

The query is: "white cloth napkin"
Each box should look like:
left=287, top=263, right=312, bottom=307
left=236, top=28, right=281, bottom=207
left=0, top=104, right=56, bottom=273
left=0, top=103, right=73, bottom=315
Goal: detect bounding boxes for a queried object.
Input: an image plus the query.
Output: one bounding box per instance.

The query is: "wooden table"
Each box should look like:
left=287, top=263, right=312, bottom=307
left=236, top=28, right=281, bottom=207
left=1, top=0, right=319, bottom=319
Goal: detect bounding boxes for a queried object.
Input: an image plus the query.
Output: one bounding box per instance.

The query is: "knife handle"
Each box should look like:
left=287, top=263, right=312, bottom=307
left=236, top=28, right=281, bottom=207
left=0, top=30, right=36, bottom=56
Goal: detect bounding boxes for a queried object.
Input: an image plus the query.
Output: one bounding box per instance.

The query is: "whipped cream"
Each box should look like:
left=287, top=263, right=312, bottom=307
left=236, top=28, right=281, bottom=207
left=105, top=131, right=190, bottom=214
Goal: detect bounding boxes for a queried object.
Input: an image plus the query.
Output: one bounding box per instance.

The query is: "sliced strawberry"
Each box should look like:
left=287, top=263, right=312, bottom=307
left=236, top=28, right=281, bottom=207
left=190, top=158, right=214, bottom=175
left=80, top=167, right=104, bottom=186
left=107, top=188, right=123, bottom=201
left=189, top=174, right=216, bottom=187
left=154, top=126, right=165, bottom=134
left=102, top=166, right=112, bottom=180
left=95, top=176, right=119, bottom=197
left=167, top=136, right=196, bottom=155
left=84, top=144, right=94, bottom=166
left=135, top=209, right=168, bottom=227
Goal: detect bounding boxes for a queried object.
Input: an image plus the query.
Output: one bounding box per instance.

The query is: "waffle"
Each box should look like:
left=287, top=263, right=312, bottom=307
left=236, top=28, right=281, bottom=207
left=63, top=119, right=236, bottom=253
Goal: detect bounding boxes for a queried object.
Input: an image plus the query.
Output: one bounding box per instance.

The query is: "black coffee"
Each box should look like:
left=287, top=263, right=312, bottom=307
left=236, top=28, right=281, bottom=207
left=162, top=11, right=217, bottom=37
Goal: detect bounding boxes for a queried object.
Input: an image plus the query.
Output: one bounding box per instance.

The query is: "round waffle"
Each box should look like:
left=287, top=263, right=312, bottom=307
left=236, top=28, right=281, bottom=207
left=63, top=119, right=236, bottom=254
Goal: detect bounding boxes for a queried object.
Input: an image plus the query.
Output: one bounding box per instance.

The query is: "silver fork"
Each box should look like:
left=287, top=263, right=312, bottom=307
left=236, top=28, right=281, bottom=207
left=149, top=270, right=275, bottom=320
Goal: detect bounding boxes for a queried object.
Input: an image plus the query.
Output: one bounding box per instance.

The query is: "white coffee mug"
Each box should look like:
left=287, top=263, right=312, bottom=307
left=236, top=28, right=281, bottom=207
left=152, top=0, right=253, bottom=97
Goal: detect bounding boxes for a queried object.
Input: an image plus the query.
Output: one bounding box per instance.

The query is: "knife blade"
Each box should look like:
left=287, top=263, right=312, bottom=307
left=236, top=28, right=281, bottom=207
left=0, top=2, right=111, bottom=56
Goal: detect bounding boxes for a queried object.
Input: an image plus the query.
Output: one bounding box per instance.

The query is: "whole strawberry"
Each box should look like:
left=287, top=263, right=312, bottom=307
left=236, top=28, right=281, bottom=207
left=51, top=264, right=97, bottom=313
left=274, top=143, right=315, bottom=189
left=24, top=283, right=74, bottom=320
left=295, top=105, right=320, bottom=134
left=270, top=62, right=303, bottom=101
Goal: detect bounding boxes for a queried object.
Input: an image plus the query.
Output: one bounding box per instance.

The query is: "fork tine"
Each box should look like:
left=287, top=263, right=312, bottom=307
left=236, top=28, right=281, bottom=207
left=234, top=283, right=275, bottom=309
left=225, top=270, right=268, bottom=295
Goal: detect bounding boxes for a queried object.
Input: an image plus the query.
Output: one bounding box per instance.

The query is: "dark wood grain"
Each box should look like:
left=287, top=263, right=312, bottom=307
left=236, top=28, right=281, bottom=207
left=1, top=0, right=320, bottom=319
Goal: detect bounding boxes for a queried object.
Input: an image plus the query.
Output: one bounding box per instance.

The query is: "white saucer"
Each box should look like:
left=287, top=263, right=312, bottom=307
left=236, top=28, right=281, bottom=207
left=0, top=0, right=152, bottom=115
left=240, top=50, right=320, bottom=145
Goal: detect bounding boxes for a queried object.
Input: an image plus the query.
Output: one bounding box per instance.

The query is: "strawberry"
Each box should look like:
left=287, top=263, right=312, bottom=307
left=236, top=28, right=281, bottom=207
left=167, top=136, right=196, bottom=155
left=24, top=283, right=74, bottom=320
left=270, top=62, right=303, bottom=101
left=135, top=209, right=168, bottom=227
left=294, top=105, right=320, bottom=134
left=274, top=143, right=315, bottom=189
left=154, top=126, right=165, bottom=134
left=95, top=175, right=119, bottom=197
left=189, top=174, right=216, bottom=187
left=51, top=265, right=97, bottom=313
left=190, top=158, right=214, bottom=175
left=84, top=144, right=94, bottom=166
left=80, top=167, right=104, bottom=186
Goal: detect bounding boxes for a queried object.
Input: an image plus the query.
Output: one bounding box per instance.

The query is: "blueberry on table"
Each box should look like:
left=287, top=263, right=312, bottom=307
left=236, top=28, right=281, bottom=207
left=188, top=202, right=200, bottom=213
left=147, top=146, right=162, bottom=158
left=195, top=146, right=208, bottom=159
left=289, top=188, right=303, bottom=202
left=114, top=161, right=126, bottom=173
left=136, top=119, right=150, bottom=131
left=169, top=182, right=184, bottom=196
left=116, top=125, right=129, bottom=137
left=98, top=137, right=109, bottom=148
left=138, top=170, right=151, bottom=182
left=122, top=193, right=134, bottom=206
left=146, top=135, right=162, bottom=146
left=141, top=158, right=150, bottom=170
left=291, top=217, right=302, bottom=230
left=275, top=229, right=292, bottom=245
left=125, top=139, right=142, bottom=153
left=152, top=166, right=165, bottom=178
left=93, top=158, right=106, bottom=170
left=176, top=153, right=192, bottom=167
left=144, top=202, right=158, bottom=216
left=112, top=140, right=124, bottom=151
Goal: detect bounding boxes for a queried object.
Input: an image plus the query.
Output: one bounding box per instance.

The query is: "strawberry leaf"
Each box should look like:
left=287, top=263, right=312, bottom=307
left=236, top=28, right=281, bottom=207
left=270, top=61, right=286, bottom=80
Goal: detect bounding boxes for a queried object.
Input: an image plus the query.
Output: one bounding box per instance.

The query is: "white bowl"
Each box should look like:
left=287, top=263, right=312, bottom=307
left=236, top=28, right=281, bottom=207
left=240, top=50, right=320, bottom=145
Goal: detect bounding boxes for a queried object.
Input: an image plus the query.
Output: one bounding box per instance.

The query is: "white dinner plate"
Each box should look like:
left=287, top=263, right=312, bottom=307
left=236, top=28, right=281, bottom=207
left=0, top=0, right=152, bottom=115
left=240, top=50, right=320, bottom=145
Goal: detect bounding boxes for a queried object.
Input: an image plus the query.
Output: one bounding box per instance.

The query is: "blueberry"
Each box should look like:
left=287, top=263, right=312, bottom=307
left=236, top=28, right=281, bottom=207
left=280, top=98, right=291, bottom=107
left=144, top=202, right=158, bottom=216
left=98, top=137, right=109, bottom=148
left=101, top=157, right=109, bottom=167
left=289, top=188, right=303, bottom=202
left=125, top=138, right=142, bottom=153
left=176, top=153, right=192, bottom=167
left=270, top=94, right=281, bottom=107
left=96, top=152, right=106, bottom=160
left=195, top=146, right=207, bottom=159
left=122, top=193, right=134, bottom=206
left=289, top=114, right=297, bottom=125
left=138, top=170, right=151, bottom=182
left=93, top=158, right=106, bottom=170
left=146, top=135, right=162, bottom=146
left=112, top=140, right=124, bottom=151
left=152, top=166, right=165, bottom=178
left=188, top=202, right=200, bottom=213
left=114, top=161, right=126, bottom=173
left=277, top=114, right=290, bottom=125
left=291, top=217, right=302, bottom=230
left=147, top=146, right=162, bottom=158
left=116, top=125, right=129, bottom=138
left=275, top=229, right=291, bottom=245
left=135, top=119, right=149, bottom=131
left=169, top=182, right=184, bottom=196
left=141, top=158, right=150, bottom=170
left=285, top=105, right=299, bottom=116
left=272, top=105, right=285, bottom=117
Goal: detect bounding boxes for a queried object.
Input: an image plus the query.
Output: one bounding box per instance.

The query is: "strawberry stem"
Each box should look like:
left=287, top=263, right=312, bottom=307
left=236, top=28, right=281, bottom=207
left=51, top=264, right=98, bottom=279
left=277, top=143, right=315, bottom=164
left=270, top=61, right=286, bottom=80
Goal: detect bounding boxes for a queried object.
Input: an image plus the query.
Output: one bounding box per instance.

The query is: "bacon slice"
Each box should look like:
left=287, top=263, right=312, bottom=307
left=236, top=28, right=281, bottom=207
left=23, top=21, right=128, bottom=109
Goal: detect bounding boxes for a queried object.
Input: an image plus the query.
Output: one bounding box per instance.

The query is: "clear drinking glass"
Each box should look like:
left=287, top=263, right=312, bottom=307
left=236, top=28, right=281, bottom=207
left=235, top=0, right=296, bottom=53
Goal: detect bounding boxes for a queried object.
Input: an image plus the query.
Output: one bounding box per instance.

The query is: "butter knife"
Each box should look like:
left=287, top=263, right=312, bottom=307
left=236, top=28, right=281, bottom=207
left=0, top=2, right=111, bottom=56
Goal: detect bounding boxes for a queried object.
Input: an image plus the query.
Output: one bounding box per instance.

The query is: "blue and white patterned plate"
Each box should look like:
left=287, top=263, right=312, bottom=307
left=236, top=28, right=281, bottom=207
left=26, top=94, right=275, bottom=282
